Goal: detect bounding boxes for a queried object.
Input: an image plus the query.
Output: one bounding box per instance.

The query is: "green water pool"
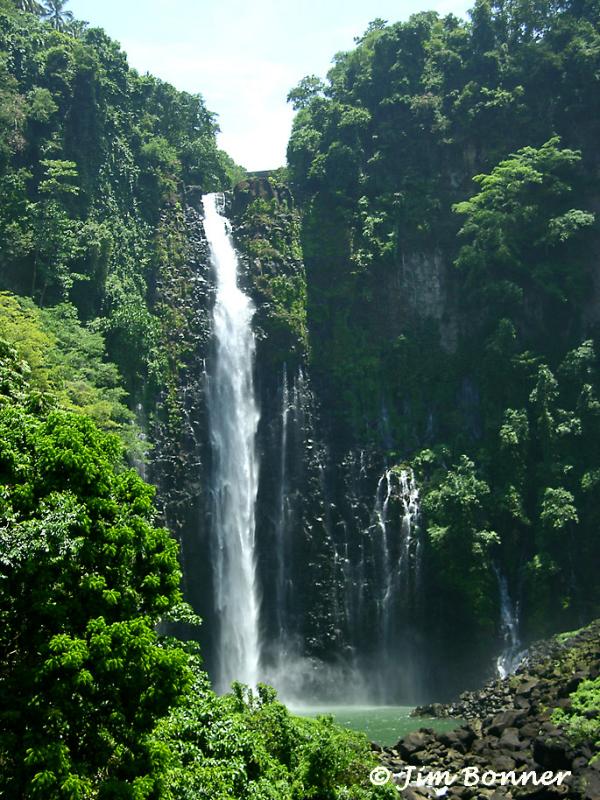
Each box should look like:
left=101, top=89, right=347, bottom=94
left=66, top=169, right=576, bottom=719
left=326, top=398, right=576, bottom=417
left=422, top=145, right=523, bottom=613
left=291, top=706, right=462, bottom=747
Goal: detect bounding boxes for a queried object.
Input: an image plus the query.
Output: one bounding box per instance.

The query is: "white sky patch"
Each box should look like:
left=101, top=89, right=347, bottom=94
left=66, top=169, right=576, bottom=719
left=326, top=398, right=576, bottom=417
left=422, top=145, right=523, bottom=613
left=122, top=40, right=299, bottom=169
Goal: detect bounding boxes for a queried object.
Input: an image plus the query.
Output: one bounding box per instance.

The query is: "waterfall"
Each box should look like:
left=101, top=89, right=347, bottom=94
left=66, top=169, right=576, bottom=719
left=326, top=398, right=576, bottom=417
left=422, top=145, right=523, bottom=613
left=398, top=469, right=421, bottom=594
left=493, top=566, right=522, bottom=679
left=132, top=402, right=148, bottom=481
left=375, top=470, right=394, bottom=643
left=275, top=366, right=290, bottom=638
left=204, top=192, right=261, bottom=693
left=374, top=468, right=421, bottom=650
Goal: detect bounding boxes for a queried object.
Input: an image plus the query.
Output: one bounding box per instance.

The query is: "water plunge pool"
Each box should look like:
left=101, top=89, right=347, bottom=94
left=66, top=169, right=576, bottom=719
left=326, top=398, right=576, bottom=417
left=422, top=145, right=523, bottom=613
left=291, top=705, right=463, bottom=747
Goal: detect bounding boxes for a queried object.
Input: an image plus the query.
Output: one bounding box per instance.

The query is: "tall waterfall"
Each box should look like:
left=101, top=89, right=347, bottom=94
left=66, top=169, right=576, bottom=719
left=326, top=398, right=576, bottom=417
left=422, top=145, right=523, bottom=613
left=204, top=192, right=261, bottom=693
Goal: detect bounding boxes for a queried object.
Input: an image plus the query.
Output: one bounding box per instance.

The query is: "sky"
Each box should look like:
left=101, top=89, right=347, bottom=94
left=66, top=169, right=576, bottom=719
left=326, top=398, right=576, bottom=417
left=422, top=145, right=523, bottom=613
left=68, top=0, right=472, bottom=172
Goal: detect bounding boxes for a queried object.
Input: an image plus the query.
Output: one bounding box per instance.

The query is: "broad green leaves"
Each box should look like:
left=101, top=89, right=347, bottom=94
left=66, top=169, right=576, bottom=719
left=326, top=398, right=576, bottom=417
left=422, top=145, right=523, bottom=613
left=0, top=344, right=188, bottom=797
left=454, top=138, right=595, bottom=313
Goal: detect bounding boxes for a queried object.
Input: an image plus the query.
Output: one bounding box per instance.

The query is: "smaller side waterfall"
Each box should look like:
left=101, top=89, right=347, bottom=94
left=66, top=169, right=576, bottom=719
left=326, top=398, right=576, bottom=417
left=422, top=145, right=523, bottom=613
left=398, top=469, right=421, bottom=595
left=374, top=468, right=421, bottom=650
left=494, top=566, right=522, bottom=678
left=275, top=367, right=291, bottom=638
left=374, top=470, right=394, bottom=641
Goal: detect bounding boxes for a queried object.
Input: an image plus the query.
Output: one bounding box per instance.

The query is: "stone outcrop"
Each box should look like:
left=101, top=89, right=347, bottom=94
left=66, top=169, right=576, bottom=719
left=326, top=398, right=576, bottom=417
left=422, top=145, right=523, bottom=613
left=231, top=176, right=292, bottom=218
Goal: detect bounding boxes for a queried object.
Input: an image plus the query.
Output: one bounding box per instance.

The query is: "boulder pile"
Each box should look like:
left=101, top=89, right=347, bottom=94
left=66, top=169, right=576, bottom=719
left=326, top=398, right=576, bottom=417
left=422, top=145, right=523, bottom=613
left=376, top=622, right=600, bottom=799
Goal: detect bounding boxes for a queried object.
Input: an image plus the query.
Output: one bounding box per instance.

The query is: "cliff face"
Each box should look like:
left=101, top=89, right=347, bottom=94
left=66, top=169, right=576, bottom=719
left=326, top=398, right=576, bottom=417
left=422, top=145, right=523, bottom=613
left=282, top=5, right=600, bottom=691
left=145, top=178, right=497, bottom=702
left=377, top=249, right=457, bottom=350
left=145, top=0, right=600, bottom=698
left=137, top=184, right=397, bottom=699
left=145, top=133, right=599, bottom=700
left=148, top=200, right=215, bottom=644
left=380, top=622, right=600, bottom=800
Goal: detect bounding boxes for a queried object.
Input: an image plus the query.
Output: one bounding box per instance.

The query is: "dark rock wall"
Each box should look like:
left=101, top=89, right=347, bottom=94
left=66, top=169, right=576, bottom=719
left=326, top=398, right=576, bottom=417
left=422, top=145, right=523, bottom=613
left=147, top=202, right=218, bottom=669
left=147, top=186, right=499, bottom=703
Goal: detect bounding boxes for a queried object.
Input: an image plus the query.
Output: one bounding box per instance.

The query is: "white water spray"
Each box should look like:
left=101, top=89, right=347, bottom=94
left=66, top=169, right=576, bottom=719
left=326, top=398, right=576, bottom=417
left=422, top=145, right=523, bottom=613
left=204, top=192, right=261, bottom=693
left=375, top=470, right=394, bottom=633
left=398, top=469, right=420, bottom=591
left=494, top=566, right=522, bottom=678
left=374, top=468, right=421, bottom=649
left=276, top=367, right=291, bottom=637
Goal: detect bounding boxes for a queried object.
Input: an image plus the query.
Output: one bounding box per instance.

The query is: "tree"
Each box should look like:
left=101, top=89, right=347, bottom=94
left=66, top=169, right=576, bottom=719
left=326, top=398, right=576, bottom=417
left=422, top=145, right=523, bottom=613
left=423, top=455, right=499, bottom=625
left=0, top=340, right=191, bottom=797
left=67, top=18, right=89, bottom=38
left=454, top=138, right=595, bottom=318
left=287, top=75, right=326, bottom=111
left=12, top=0, right=44, bottom=13
left=354, top=17, right=388, bottom=44
left=42, top=0, right=73, bottom=31
left=30, top=160, right=83, bottom=304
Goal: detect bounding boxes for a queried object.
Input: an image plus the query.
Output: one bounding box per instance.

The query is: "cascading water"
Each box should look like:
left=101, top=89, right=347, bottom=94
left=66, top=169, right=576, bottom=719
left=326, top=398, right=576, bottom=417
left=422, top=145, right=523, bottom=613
left=204, top=192, right=261, bottom=693
left=494, top=566, right=522, bottom=678
left=275, top=367, right=291, bottom=638
left=398, top=469, right=421, bottom=597
left=374, top=468, right=421, bottom=636
left=367, top=467, right=423, bottom=699
left=374, top=470, right=394, bottom=643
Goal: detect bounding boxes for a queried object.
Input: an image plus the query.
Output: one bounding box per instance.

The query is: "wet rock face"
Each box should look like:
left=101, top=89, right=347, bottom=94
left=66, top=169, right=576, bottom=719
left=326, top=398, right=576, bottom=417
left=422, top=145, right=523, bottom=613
left=142, top=190, right=480, bottom=700
left=374, top=249, right=458, bottom=351
left=413, top=627, right=599, bottom=723
left=381, top=622, right=600, bottom=799
left=146, top=193, right=338, bottom=681
left=231, top=176, right=292, bottom=218
left=146, top=188, right=587, bottom=704
left=147, top=203, right=217, bottom=657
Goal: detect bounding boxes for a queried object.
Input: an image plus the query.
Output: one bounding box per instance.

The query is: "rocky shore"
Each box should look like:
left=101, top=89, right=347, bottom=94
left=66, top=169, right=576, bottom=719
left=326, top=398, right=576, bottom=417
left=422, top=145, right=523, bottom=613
left=376, top=622, right=600, bottom=799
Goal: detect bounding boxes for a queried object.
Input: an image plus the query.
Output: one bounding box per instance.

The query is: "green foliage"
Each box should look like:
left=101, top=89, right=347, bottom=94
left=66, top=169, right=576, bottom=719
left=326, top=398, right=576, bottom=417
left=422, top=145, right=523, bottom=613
left=258, top=272, right=307, bottom=346
left=0, top=340, right=190, bottom=797
left=154, top=672, right=395, bottom=800
left=287, top=75, right=326, bottom=111
left=540, top=487, right=578, bottom=531
left=0, top=291, right=141, bottom=455
left=42, top=0, right=73, bottom=31
left=0, top=3, right=232, bottom=391
left=552, top=676, right=600, bottom=753
left=454, top=138, right=595, bottom=326
left=235, top=197, right=309, bottom=362
left=287, top=0, right=600, bottom=643
left=421, top=455, right=498, bottom=624
left=216, top=148, right=247, bottom=188
left=11, top=1, right=44, bottom=14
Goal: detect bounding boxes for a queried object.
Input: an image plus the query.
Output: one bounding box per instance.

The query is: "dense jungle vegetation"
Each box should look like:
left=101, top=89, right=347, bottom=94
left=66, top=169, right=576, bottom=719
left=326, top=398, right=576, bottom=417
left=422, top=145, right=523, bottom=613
left=0, top=0, right=599, bottom=794
left=0, top=340, right=390, bottom=796
left=0, top=2, right=392, bottom=797
left=287, top=0, right=600, bottom=652
left=0, top=0, right=242, bottom=400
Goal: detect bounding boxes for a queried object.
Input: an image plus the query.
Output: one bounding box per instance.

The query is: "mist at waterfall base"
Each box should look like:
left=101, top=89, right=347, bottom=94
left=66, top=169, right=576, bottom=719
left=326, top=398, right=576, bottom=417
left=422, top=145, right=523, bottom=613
left=200, top=193, right=522, bottom=708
